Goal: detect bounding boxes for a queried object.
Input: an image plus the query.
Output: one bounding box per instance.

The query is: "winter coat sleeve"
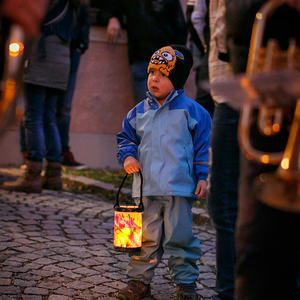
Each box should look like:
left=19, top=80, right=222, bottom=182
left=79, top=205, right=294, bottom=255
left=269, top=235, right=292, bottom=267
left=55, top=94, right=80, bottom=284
left=191, top=107, right=212, bottom=181
left=71, top=4, right=90, bottom=53
left=116, top=107, right=140, bottom=165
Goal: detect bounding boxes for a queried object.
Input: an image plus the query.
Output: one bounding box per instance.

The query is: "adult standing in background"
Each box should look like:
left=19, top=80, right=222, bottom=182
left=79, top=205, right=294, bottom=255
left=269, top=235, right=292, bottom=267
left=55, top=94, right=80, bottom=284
left=190, top=0, right=215, bottom=118
left=105, top=0, right=188, bottom=104
left=200, top=0, right=239, bottom=299
left=226, top=0, right=300, bottom=299
left=19, top=2, right=90, bottom=169
left=1, top=0, right=77, bottom=193
left=56, top=2, right=90, bottom=168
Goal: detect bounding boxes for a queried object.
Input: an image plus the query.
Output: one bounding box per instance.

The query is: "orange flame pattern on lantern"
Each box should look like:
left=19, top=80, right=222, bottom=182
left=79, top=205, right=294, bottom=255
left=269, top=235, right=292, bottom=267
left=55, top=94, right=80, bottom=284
left=114, top=208, right=142, bottom=249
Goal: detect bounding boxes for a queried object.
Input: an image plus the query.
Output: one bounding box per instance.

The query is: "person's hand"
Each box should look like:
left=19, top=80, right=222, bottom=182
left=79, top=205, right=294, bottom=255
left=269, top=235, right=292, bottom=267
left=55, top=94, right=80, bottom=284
left=123, top=156, right=143, bottom=174
left=0, top=0, right=48, bottom=38
left=194, top=179, right=207, bottom=199
left=106, top=17, right=121, bottom=44
left=287, top=0, right=300, bottom=11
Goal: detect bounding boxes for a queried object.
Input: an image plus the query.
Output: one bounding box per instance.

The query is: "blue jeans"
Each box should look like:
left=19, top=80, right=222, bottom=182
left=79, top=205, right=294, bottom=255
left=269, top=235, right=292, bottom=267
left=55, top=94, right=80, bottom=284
left=24, top=83, right=61, bottom=162
left=208, top=103, right=240, bottom=300
left=130, top=61, right=148, bottom=104
left=56, top=48, right=81, bottom=152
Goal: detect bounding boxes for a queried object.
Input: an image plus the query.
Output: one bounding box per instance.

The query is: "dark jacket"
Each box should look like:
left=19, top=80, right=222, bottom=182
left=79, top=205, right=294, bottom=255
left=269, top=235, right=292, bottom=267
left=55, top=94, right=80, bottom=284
left=42, top=0, right=76, bottom=42
left=225, top=0, right=300, bottom=74
left=71, top=4, right=90, bottom=53
left=106, top=0, right=188, bottom=64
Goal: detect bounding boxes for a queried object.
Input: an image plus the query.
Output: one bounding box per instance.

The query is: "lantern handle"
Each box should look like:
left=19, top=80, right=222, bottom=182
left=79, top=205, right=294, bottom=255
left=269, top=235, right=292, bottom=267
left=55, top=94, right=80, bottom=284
left=114, top=170, right=144, bottom=210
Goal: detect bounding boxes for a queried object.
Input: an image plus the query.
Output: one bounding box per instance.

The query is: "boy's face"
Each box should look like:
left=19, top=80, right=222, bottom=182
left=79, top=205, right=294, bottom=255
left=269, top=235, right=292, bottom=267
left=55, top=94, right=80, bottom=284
left=147, top=68, right=175, bottom=103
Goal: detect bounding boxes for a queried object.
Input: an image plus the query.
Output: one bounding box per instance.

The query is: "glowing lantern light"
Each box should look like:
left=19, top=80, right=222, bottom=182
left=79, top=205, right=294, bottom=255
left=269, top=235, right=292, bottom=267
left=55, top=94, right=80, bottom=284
left=9, top=42, right=24, bottom=57
left=114, top=171, right=144, bottom=252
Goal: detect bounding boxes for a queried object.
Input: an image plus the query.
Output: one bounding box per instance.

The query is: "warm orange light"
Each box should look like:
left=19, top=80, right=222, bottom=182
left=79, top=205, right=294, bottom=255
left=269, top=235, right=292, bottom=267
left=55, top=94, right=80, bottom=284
left=256, top=12, right=263, bottom=20
left=280, top=157, right=290, bottom=170
left=240, top=77, right=258, bottom=99
left=114, top=206, right=143, bottom=252
left=9, top=42, right=24, bottom=57
left=261, top=154, right=270, bottom=164
left=272, top=123, right=281, bottom=133
left=2, top=79, right=16, bottom=103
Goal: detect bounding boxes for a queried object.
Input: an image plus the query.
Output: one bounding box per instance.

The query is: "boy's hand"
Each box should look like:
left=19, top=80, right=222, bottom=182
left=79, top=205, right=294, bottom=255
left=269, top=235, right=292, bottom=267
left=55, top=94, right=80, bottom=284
left=194, top=179, right=207, bottom=199
left=123, top=156, right=143, bottom=174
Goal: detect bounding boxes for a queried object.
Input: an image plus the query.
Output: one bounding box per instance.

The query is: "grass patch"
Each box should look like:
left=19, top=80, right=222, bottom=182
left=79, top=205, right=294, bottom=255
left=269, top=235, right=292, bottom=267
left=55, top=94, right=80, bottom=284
left=63, top=177, right=134, bottom=205
left=62, top=168, right=132, bottom=189
left=62, top=168, right=207, bottom=210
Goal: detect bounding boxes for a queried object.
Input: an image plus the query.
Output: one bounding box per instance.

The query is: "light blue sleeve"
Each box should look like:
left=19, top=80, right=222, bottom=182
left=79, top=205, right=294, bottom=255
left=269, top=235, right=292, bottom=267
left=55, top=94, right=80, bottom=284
left=116, top=108, right=139, bottom=165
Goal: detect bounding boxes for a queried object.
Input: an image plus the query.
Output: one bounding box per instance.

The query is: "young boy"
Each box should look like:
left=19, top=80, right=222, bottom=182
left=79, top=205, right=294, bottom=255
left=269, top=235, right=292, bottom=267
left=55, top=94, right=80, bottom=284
left=116, top=45, right=212, bottom=300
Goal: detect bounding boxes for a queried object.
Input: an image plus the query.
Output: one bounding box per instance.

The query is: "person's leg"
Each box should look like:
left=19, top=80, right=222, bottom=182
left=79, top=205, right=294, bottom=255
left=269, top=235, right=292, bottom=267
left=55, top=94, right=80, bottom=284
left=164, top=196, right=201, bottom=285
left=56, top=49, right=81, bottom=153
left=44, top=88, right=61, bottom=163
left=1, top=83, right=44, bottom=193
left=163, top=196, right=201, bottom=299
left=24, top=84, right=46, bottom=162
left=127, top=196, right=164, bottom=283
left=118, top=196, right=164, bottom=299
left=130, top=61, right=148, bottom=104
left=19, top=118, right=26, bottom=153
left=235, top=156, right=300, bottom=300
left=208, top=103, right=239, bottom=300
left=42, top=88, right=62, bottom=190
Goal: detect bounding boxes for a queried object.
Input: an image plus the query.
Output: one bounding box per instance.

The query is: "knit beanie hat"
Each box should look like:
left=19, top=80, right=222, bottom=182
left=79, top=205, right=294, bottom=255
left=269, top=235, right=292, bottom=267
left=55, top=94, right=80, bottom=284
left=147, top=44, right=193, bottom=90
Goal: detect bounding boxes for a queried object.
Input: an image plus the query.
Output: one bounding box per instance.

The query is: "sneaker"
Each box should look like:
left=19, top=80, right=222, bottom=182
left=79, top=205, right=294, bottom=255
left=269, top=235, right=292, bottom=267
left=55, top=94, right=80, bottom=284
left=61, top=151, right=86, bottom=169
left=117, top=280, right=151, bottom=300
left=176, top=283, right=202, bottom=300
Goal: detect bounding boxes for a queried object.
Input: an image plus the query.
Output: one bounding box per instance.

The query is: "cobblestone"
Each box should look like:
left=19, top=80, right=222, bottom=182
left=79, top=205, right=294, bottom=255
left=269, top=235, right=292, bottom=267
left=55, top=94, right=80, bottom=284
left=0, top=171, right=217, bottom=300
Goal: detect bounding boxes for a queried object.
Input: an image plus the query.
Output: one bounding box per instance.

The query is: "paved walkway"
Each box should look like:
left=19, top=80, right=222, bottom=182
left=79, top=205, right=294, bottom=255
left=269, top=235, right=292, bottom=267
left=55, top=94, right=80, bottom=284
left=0, top=172, right=217, bottom=300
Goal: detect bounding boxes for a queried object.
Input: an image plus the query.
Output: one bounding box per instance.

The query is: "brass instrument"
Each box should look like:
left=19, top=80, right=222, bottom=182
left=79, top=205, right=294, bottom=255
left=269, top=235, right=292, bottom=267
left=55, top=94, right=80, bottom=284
left=0, top=24, right=26, bottom=137
left=238, top=0, right=300, bottom=212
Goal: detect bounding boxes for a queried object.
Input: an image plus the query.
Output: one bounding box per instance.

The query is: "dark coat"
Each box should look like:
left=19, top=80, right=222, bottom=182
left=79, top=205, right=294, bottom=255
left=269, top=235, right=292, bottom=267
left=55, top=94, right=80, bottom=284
left=106, top=0, right=188, bottom=64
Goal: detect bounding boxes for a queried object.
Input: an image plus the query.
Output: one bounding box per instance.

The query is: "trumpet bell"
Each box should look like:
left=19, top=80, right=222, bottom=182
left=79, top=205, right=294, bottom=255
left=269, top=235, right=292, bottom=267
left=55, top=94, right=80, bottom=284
left=239, top=0, right=300, bottom=213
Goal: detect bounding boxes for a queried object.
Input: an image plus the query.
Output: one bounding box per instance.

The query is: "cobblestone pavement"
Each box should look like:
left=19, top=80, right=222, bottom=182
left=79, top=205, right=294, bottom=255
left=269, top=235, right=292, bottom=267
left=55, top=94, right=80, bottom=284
left=0, top=175, right=217, bottom=300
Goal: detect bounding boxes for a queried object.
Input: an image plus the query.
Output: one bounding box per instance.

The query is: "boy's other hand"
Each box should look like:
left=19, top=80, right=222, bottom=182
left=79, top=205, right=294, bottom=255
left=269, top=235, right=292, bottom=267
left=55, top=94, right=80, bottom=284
left=195, top=179, right=207, bottom=199
left=124, top=156, right=143, bottom=174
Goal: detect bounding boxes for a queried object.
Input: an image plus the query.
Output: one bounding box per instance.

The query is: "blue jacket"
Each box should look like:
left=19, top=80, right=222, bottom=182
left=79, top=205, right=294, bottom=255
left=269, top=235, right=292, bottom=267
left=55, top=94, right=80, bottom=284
left=117, top=90, right=212, bottom=198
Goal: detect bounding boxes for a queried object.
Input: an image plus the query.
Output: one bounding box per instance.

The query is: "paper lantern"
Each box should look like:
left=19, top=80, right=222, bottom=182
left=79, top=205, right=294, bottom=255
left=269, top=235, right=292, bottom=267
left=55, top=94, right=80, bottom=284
left=114, top=171, right=144, bottom=252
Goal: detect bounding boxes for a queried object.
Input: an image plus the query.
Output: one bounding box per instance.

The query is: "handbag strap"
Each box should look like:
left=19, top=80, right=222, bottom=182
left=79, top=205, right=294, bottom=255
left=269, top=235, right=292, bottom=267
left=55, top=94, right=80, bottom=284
left=43, top=0, right=70, bottom=26
left=114, top=170, right=143, bottom=210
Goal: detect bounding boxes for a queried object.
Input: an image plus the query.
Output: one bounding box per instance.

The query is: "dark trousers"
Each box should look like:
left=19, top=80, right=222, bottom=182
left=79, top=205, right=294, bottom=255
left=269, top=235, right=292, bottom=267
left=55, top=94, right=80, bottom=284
left=236, top=155, right=300, bottom=300
left=24, top=83, right=61, bottom=162
left=208, top=103, right=240, bottom=300
left=56, top=48, right=81, bottom=153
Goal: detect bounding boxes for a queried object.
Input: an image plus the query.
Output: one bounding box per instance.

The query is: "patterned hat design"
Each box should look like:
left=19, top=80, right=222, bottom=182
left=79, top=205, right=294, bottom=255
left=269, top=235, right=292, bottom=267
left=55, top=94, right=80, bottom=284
left=147, top=45, right=193, bottom=90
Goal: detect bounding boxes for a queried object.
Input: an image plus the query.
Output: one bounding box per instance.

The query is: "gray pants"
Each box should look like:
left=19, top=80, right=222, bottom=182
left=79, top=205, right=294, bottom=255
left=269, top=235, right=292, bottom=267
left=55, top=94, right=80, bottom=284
left=128, top=196, right=202, bottom=285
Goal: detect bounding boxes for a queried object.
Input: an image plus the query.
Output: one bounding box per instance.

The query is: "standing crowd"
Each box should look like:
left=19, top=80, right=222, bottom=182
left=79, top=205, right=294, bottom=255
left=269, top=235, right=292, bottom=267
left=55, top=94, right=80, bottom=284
left=0, top=0, right=299, bottom=300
